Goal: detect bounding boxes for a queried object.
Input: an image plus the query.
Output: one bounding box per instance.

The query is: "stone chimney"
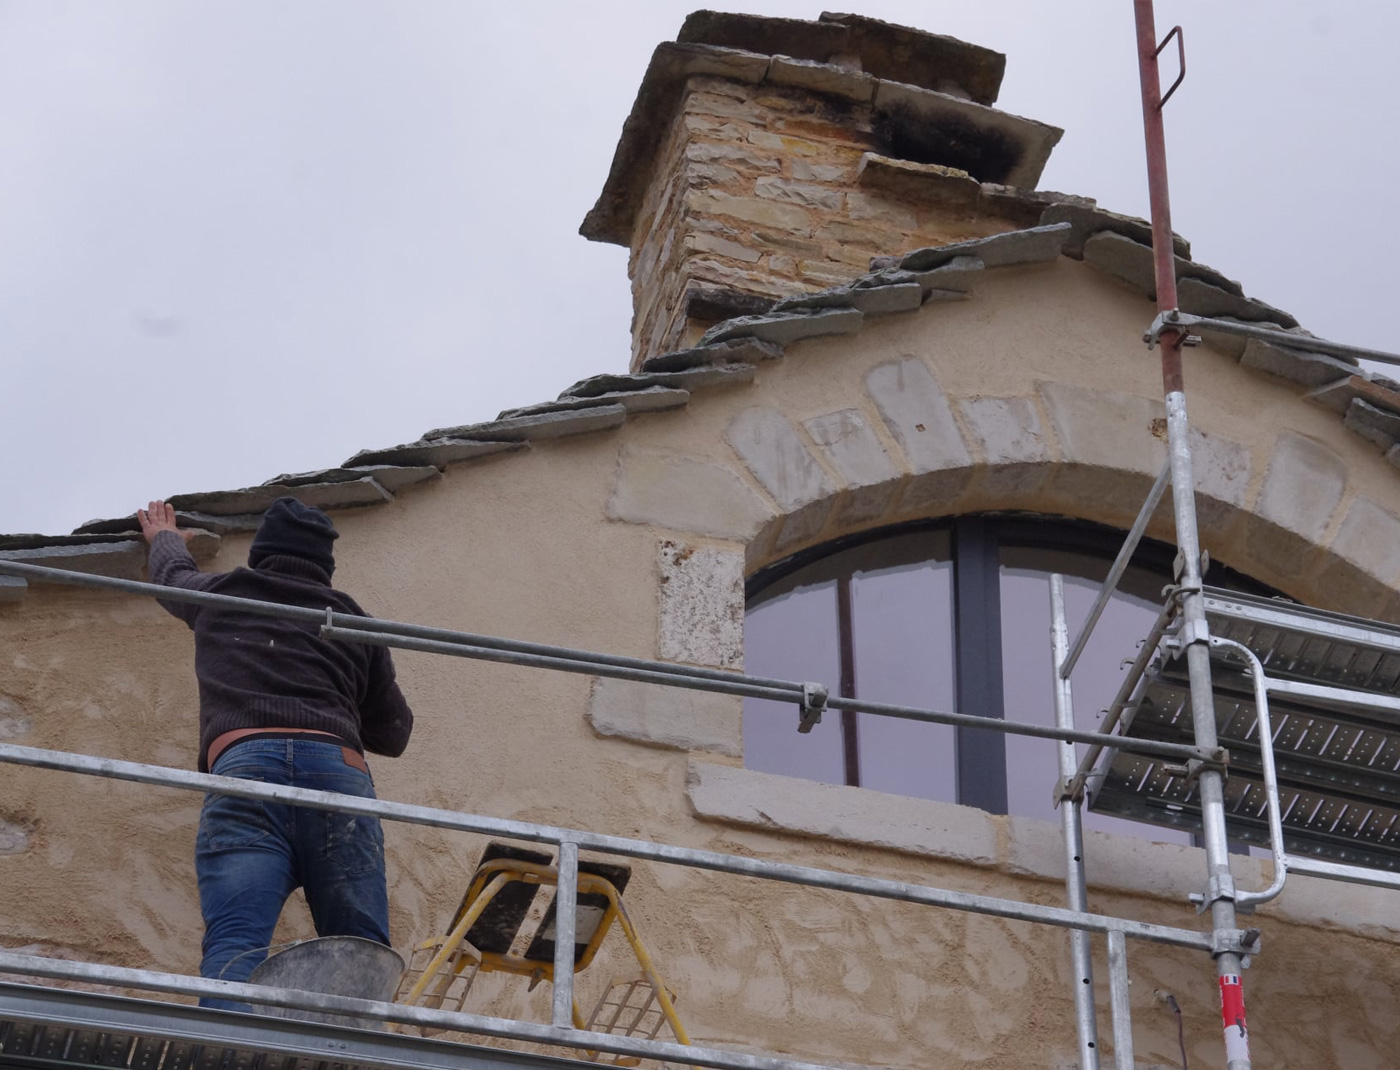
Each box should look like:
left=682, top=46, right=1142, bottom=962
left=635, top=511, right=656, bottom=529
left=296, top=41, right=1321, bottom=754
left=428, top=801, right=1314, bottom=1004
left=581, top=11, right=1067, bottom=371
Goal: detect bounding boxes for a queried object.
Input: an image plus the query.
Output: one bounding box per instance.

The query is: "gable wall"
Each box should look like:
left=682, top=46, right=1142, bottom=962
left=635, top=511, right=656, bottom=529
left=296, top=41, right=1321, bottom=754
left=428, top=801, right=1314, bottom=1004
left=4, top=260, right=1400, bottom=1067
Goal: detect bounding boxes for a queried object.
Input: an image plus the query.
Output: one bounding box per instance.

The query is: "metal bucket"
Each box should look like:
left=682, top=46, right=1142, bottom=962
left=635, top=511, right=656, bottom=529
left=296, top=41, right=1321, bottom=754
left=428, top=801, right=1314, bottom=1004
left=248, top=936, right=404, bottom=1030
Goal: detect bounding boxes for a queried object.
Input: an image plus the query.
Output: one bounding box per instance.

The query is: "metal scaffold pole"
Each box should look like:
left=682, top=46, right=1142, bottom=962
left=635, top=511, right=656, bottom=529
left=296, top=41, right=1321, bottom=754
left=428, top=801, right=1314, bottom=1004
left=1133, top=3, right=1251, bottom=1067
left=1050, top=576, right=1100, bottom=1070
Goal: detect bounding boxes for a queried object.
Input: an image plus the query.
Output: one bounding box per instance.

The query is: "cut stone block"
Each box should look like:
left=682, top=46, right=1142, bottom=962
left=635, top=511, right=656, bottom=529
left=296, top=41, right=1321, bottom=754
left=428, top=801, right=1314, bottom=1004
left=344, top=438, right=524, bottom=470
left=1039, top=381, right=1165, bottom=477
left=640, top=338, right=783, bottom=374
left=1241, top=337, right=1359, bottom=385
left=0, top=541, right=147, bottom=581
left=1082, top=231, right=1242, bottom=299
left=0, top=575, right=26, bottom=603
left=1344, top=398, right=1400, bottom=449
left=1178, top=277, right=1297, bottom=330
left=0, top=817, right=28, bottom=855
left=727, top=407, right=838, bottom=513
left=0, top=697, right=30, bottom=738
left=1039, top=202, right=1190, bottom=260
left=804, top=408, right=903, bottom=488
left=169, top=477, right=392, bottom=517
left=1255, top=430, right=1347, bottom=542
left=687, top=760, right=999, bottom=866
left=426, top=405, right=627, bottom=444
left=266, top=465, right=440, bottom=494
left=957, top=397, right=1049, bottom=465
left=607, top=447, right=776, bottom=540
left=1329, top=497, right=1400, bottom=585
left=872, top=79, right=1062, bottom=190
left=562, top=364, right=756, bottom=399
left=765, top=54, right=877, bottom=102
left=699, top=307, right=864, bottom=347
left=499, top=387, right=691, bottom=420
left=898, top=221, right=1071, bottom=273
left=1190, top=428, right=1252, bottom=510
left=804, top=409, right=903, bottom=525
left=659, top=540, right=744, bottom=670
left=587, top=676, right=741, bottom=757
left=910, top=255, right=984, bottom=294
left=865, top=359, right=971, bottom=473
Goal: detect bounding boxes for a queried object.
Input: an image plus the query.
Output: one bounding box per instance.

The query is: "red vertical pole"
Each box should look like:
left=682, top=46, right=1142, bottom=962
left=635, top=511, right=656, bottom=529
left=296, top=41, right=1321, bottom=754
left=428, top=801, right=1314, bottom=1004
left=1133, top=5, right=1251, bottom=1069
left=1134, top=1, right=1185, bottom=392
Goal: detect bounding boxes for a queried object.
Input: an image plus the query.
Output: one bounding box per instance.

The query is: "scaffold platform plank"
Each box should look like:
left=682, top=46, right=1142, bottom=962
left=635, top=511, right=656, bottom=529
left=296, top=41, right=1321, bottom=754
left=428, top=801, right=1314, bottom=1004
left=1089, top=588, right=1400, bottom=872
left=0, top=984, right=591, bottom=1070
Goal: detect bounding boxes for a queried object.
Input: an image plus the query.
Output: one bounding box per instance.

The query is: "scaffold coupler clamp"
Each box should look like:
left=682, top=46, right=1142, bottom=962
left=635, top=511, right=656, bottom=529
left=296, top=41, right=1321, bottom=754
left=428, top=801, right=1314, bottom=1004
left=1143, top=309, right=1203, bottom=350
left=798, top=683, right=828, bottom=734
left=1163, top=616, right=1211, bottom=656
left=1191, top=872, right=1241, bottom=914
left=1209, top=926, right=1262, bottom=968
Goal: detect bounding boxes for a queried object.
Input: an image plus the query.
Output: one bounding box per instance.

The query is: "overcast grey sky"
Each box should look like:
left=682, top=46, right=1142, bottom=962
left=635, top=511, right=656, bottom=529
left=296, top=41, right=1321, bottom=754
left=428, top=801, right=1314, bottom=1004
left=3, top=1, right=1396, bottom=536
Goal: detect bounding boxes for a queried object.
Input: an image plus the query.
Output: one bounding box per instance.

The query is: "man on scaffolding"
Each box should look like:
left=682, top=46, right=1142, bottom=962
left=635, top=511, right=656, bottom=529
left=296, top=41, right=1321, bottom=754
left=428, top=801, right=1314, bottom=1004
left=137, top=497, right=414, bottom=1012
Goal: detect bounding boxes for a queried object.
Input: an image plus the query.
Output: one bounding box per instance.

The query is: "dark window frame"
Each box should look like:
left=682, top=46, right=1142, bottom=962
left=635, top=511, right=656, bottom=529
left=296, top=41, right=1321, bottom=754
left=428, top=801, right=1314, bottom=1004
left=746, top=513, right=1276, bottom=814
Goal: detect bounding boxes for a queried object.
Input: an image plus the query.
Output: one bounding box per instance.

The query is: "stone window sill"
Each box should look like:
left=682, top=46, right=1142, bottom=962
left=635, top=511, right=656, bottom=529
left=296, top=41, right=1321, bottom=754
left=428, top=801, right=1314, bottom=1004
left=686, top=760, right=1400, bottom=940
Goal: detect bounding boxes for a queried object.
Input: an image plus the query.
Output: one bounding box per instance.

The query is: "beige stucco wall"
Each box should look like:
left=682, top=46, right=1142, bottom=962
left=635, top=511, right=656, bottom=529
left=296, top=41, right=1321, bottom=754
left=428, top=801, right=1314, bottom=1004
left=5, top=257, right=1400, bottom=1069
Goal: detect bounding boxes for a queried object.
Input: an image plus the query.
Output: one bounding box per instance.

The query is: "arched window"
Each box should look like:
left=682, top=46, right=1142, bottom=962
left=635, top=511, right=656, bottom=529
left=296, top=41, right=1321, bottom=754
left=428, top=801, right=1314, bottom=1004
left=743, top=516, right=1271, bottom=839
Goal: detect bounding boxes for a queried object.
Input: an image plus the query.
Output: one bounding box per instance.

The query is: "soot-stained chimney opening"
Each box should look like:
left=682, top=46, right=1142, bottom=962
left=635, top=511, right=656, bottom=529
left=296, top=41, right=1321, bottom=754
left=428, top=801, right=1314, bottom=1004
left=873, top=103, right=1021, bottom=184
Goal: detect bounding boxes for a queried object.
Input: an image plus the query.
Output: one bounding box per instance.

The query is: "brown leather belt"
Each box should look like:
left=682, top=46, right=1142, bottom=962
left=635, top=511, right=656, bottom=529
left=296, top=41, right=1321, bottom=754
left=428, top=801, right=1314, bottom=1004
left=206, top=727, right=368, bottom=774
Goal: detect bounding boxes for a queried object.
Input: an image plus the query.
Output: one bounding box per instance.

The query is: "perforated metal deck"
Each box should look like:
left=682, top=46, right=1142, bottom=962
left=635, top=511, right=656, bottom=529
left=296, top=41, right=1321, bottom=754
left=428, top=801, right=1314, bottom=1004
left=1089, top=588, right=1400, bottom=870
left=0, top=984, right=585, bottom=1070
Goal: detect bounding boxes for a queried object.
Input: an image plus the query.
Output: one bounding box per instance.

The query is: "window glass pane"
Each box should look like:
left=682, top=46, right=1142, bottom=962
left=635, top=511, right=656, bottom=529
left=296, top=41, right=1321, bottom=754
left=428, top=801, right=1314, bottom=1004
left=999, top=549, right=1191, bottom=845
left=851, top=538, right=957, bottom=803
left=743, top=581, right=844, bottom=784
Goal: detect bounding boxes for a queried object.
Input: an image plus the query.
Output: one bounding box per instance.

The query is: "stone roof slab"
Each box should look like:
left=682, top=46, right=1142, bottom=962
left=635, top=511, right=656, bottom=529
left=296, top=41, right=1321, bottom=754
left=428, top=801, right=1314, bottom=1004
left=562, top=364, right=757, bottom=400
left=897, top=221, right=1070, bottom=272
left=1240, top=338, right=1360, bottom=386
left=344, top=438, right=524, bottom=470
left=169, top=477, right=392, bottom=518
left=766, top=55, right=876, bottom=102
left=1040, top=202, right=1190, bottom=260
left=499, top=388, right=691, bottom=421
left=266, top=465, right=441, bottom=494
left=1345, top=399, right=1400, bottom=450
left=677, top=9, right=1005, bottom=105
left=640, top=338, right=784, bottom=374
left=426, top=404, right=628, bottom=444
left=1082, top=231, right=1243, bottom=300
left=699, top=307, right=864, bottom=346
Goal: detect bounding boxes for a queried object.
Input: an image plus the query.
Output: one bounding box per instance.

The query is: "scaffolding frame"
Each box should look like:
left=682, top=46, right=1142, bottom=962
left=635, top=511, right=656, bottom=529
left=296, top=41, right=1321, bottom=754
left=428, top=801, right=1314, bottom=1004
left=0, top=554, right=1236, bottom=1070
left=6, top=10, right=1400, bottom=1069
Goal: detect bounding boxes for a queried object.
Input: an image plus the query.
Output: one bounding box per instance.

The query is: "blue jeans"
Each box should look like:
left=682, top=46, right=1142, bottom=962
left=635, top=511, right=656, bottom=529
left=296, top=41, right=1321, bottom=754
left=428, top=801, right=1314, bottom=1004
left=196, top=739, right=390, bottom=1012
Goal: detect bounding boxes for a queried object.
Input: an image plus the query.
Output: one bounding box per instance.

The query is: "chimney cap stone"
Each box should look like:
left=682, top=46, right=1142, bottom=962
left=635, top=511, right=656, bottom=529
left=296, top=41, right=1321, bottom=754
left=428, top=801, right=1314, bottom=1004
left=679, top=10, right=1006, bottom=105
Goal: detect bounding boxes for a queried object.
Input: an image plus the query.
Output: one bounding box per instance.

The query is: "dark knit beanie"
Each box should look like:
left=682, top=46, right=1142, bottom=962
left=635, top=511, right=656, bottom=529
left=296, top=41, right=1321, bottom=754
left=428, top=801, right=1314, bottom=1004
left=248, top=497, right=339, bottom=574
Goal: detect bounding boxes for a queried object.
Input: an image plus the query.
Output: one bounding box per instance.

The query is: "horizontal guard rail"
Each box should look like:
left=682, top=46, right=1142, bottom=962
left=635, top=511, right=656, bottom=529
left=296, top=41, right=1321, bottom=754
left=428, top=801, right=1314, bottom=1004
left=0, top=952, right=825, bottom=1070
left=0, top=557, right=1216, bottom=765
left=321, top=625, right=1213, bottom=762
left=0, top=742, right=1214, bottom=952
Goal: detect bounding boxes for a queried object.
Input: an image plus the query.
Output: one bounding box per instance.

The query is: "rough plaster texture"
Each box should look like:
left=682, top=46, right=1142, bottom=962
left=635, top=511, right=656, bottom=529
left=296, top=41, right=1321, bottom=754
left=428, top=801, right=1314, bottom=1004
left=659, top=540, right=744, bottom=669
left=11, top=262, right=1400, bottom=1069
